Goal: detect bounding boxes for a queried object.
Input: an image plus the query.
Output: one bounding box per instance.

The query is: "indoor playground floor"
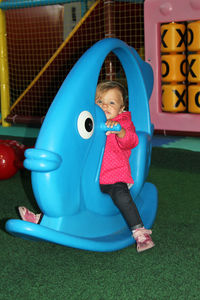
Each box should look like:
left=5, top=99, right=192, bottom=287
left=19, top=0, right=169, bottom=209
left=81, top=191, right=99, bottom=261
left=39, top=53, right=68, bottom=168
left=152, top=135, right=200, bottom=152
left=1, top=127, right=200, bottom=299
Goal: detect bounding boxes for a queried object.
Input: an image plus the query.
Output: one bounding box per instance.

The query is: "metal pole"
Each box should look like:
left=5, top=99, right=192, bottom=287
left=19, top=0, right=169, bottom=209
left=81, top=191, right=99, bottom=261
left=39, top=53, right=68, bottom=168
left=0, top=3, right=10, bottom=127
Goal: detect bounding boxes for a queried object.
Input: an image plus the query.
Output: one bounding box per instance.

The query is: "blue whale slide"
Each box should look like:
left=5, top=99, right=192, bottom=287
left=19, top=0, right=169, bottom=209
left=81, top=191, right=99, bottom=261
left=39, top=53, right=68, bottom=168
left=6, top=38, right=158, bottom=252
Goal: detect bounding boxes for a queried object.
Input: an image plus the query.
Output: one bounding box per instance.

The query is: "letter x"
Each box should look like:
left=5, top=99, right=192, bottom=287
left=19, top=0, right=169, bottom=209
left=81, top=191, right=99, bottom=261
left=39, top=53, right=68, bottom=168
left=176, top=29, right=186, bottom=48
left=172, top=89, right=186, bottom=107
left=161, top=29, right=168, bottom=48
left=188, top=59, right=197, bottom=78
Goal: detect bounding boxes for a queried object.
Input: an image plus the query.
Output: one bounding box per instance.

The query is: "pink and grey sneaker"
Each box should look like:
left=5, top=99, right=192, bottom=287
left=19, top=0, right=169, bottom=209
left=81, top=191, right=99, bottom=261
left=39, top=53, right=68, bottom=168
left=132, top=227, right=155, bottom=253
left=18, top=206, right=41, bottom=224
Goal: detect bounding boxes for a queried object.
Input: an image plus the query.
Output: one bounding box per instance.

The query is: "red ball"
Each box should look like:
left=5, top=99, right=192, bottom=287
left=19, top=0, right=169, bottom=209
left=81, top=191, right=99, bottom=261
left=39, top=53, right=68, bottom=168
left=0, top=143, right=18, bottom=180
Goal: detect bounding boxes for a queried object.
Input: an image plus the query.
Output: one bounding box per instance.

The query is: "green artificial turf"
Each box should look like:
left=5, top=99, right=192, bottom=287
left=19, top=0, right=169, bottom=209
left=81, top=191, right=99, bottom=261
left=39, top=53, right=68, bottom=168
left=0, top=147, right=200, bottom=300
left=163, top=136, right=200, bottom=152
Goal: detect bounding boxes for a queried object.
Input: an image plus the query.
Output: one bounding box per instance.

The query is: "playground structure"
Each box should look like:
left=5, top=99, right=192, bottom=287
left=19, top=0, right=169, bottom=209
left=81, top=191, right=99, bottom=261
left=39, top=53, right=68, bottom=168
left=144, top=0, right=200, bottom=134
left=0, top=0, right=145, bottom=127
left=6, top=38, right=158, bottom=252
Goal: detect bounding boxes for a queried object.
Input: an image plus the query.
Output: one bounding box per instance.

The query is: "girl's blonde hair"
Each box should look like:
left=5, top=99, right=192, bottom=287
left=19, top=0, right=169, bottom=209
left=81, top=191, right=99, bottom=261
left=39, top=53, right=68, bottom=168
left=96, top=81, right=128, bottom=110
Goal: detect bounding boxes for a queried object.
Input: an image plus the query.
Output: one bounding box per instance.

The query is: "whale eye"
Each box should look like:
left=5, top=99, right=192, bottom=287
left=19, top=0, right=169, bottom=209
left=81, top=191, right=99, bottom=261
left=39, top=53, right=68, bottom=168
left=77, top=111, right=94, bottom=139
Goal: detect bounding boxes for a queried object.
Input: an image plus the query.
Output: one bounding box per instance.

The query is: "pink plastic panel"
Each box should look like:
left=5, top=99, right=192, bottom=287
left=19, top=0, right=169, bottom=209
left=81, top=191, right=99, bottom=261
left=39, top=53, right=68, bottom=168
left=144, top=0, right=200, bottom=133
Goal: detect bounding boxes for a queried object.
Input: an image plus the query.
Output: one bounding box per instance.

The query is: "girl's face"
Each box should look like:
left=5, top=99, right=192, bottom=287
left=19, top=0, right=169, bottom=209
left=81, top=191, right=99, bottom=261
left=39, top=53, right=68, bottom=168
left=95, top=88, right=125, bottom=119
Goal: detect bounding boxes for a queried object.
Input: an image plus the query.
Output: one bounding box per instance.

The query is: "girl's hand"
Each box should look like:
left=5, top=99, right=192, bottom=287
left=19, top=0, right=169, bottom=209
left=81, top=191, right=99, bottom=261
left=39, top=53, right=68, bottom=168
left=105, top=120, right=126, bottom=138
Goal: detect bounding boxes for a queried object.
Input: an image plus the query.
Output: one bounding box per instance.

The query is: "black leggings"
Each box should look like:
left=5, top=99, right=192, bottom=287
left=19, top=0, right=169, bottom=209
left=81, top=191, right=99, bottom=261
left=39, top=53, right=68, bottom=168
left=100, top=182, right=143, bottom=231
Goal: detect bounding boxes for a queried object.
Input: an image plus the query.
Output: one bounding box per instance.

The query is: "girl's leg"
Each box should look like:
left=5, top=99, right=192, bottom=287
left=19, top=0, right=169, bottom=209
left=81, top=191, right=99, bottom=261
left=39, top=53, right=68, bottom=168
left=100, top=182, right=143, bottom=230
left=100, top=182, right=155, bottom=252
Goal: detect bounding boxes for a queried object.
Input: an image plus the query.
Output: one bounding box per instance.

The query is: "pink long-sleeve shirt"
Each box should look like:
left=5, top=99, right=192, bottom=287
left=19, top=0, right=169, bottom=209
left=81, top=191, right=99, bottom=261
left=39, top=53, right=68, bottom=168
left=100, top=111, right=139, bottom=185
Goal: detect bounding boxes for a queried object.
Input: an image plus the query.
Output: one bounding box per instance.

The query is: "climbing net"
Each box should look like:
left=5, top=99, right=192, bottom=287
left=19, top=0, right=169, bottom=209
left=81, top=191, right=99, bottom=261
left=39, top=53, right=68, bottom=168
left=4, top=0, right=144, bottom=125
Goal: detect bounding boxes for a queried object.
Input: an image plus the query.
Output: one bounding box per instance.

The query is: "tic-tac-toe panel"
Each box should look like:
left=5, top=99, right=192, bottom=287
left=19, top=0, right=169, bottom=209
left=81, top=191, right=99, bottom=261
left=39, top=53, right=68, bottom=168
left=144, top=0, right=200, bottom=133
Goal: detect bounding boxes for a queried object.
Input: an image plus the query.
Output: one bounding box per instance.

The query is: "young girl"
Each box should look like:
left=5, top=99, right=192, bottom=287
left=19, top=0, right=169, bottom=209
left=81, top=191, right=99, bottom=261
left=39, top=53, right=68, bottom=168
left=19, top=81, right=155, bottom=252
left=95, top=81, right=155, bottom=252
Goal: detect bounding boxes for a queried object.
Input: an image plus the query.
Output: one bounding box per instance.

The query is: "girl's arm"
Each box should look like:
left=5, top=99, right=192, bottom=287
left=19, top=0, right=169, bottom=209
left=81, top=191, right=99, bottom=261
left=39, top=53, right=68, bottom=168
left=105, top=119, right=139, bottom=150
left=116, top=123, right=139, bottom=150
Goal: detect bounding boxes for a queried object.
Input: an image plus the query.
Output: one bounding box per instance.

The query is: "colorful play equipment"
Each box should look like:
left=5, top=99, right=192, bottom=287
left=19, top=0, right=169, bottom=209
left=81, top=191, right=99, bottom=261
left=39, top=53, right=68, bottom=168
left=161, top=22, right=187, bottom=113
left=0, top=0, right=144, bottom=127
left=0, top=140, right=26, bottom=180
left=145, top=0, right=200, bottom=133
left=160, top=19, right=200, bottom=114
left=6, top=38, right=157, bottom=252
left=0, top=0, right=66, bottom=127
left=187, top=21, right=200, bottom=114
